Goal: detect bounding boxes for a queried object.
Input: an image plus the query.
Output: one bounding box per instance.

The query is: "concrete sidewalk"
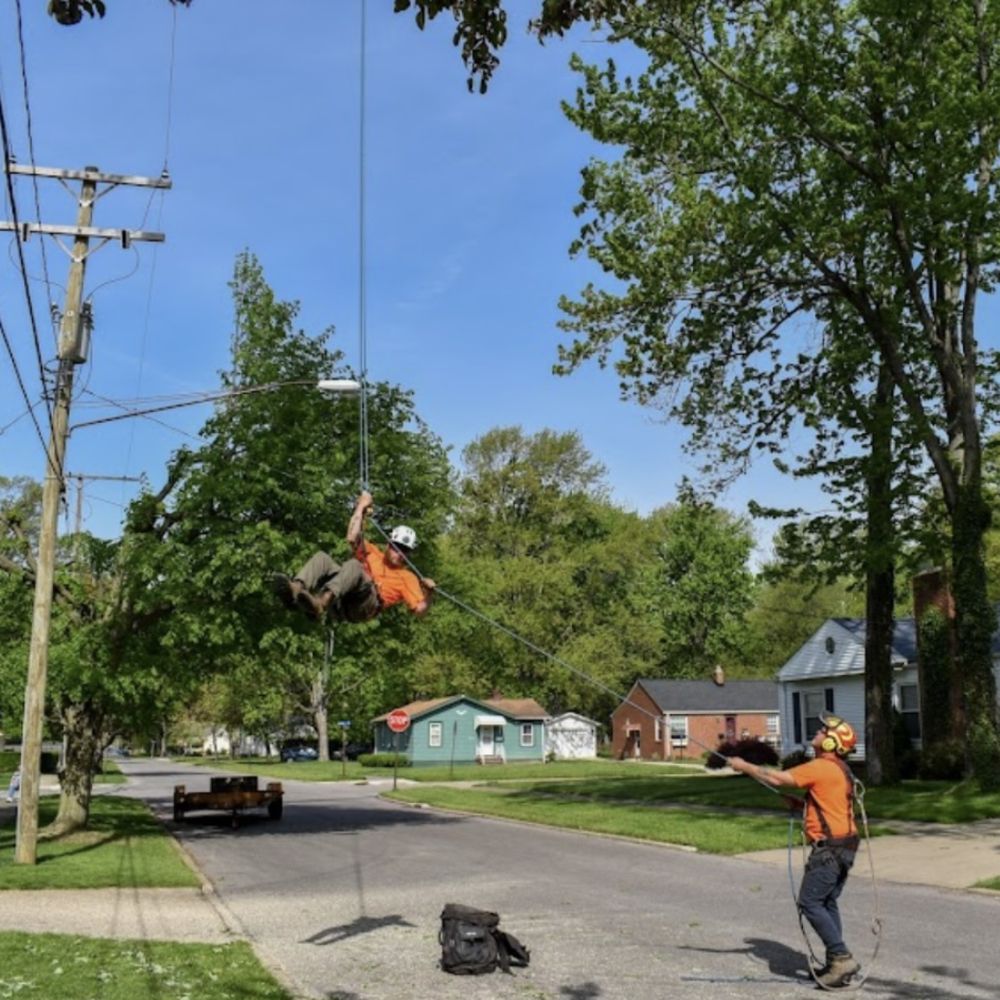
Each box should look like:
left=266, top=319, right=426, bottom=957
left=0, top=886, right=236, bottom=942
left=736, top=816, right=1000, bottom=890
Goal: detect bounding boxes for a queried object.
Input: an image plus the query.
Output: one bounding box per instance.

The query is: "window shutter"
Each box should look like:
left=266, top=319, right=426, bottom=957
left=825, top=688, right=835, bottom=712
left=792, top=692, right=802, bottom=744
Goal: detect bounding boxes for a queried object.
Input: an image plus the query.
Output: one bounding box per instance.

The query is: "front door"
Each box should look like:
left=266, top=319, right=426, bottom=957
left=725, top=716, right=737, bottom=742
left=477, top=726, right=495, bottom=757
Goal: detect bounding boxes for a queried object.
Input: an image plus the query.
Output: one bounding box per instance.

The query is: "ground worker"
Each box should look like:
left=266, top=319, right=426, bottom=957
left=271, top=490, right=435, bottom=623
left=728, top=711, right=860, bottom=989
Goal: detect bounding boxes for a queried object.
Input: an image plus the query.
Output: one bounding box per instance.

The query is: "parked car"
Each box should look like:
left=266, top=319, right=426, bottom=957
left=280, top=746, right=318, bottom=762
left=331, top=742, right=372, bottom=761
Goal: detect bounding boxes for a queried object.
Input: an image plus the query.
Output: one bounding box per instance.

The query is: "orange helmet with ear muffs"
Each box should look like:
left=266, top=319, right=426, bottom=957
left=818, top=711, right=857, bottom=756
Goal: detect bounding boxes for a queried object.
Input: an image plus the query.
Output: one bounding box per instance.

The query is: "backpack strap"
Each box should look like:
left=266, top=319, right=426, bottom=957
left=492, top=929, right=530, bottom=972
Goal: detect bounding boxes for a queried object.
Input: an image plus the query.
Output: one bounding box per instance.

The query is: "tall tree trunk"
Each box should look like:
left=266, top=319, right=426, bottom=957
left=48, top=701, right=102, bottom=836
left=863, top=363, right=897, bottom=785
left=952, top=483, right=1000, bottom=786
left=312, top=670, right=330, bottom=762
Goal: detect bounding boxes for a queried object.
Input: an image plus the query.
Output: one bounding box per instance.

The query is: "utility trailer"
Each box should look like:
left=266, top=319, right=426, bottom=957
left=173, top=775, right=283, bottom=827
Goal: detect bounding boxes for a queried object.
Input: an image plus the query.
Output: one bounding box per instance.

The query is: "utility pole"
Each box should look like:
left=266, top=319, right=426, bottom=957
left=69, top=473, right=142, bottom=536
left=1, top=163, right=170, bottom=865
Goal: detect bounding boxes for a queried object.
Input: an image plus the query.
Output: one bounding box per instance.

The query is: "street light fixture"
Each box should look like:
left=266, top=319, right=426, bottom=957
left=317, top=379, right=362, bottom=395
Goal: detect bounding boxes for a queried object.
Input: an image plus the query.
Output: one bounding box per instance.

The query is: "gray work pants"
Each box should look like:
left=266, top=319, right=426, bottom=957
left=294, top=551, right=380, bottom=623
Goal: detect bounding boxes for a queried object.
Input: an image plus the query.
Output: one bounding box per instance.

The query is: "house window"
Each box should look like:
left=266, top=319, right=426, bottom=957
left=428, top=722, right=442, bottom=748
left=764, top=714, right=779, bottom=746
left=899, top=684, right=921, bottom=740
left=520, top=723, right=534, bottom=747
left=803, top=690, right=833, bottom=740
left=670, top=716, right=688, bottom=747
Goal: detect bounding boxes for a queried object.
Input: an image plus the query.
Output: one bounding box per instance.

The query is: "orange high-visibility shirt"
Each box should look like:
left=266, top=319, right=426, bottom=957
left=788, top=757, right=857, bottom=842
left=355, top=540, right=425, bottom=612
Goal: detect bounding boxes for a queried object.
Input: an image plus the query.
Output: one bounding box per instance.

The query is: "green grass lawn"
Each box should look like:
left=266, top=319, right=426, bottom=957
left=974, top=876, right=1000, bottom=891
left=182, top=755, right=370, bottom=782
left=384, top=769, right=1000, bottom=855
left=484, top=772, right=1000, bottom=823
left=185, top=754, right=699, bottom=783
left=0, top=931, right=293, bottom=1000
left=0, top=796, right=199, bottom=890
left=386, top=784, right=797, bottom=852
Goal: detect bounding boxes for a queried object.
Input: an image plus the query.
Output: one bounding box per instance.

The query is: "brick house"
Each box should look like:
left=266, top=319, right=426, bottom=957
left=611, top=668, right=779, bottom=761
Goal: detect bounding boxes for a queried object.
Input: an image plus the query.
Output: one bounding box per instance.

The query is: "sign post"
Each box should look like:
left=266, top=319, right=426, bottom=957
left=338, top=720, right=351, bottom=778
left=386, top=710, right=410, bottom=790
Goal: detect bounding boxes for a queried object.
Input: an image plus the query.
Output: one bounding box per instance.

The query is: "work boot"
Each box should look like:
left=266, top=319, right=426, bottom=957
left=270, top=574, right=305, bottom=610
left=817, top=953, right=859, bottom=988
left=319, top=591, right=343, bottom=621
left=295, top=588, right=325, bottom=620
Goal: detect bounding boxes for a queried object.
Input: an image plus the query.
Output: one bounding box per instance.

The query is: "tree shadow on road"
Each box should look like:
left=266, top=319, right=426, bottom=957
left=303, top=912, right=416, bottom=945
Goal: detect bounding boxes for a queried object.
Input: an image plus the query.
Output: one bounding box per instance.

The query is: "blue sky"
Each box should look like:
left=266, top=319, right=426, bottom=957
left=0, top=0, right=803, bottom=558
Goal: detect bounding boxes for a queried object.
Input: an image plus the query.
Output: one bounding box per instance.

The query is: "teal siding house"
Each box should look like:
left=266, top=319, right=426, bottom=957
left=372, top=695, right=548, bottom=766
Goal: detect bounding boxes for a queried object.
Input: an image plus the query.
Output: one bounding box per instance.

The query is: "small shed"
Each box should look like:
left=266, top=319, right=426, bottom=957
left=372, top=695, right=548, bottom=766
left=545, top=712, right=600, bottom=760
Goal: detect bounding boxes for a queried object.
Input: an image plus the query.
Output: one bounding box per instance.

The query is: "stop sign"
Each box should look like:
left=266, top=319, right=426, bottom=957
left=386, top=709, right=410, bottom=733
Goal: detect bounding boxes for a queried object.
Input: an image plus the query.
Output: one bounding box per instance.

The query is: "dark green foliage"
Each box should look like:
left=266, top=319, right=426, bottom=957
left=358, top=753, right=411, bottom=768
left=916, top=607, right=953, bottom=744
left=891, top=709, right=918, bottom=781
left=780, top=750, right=809, bottom=770
left=705, top=738, right=778, bottom=770
left=916, top=739, right=965, bottom=782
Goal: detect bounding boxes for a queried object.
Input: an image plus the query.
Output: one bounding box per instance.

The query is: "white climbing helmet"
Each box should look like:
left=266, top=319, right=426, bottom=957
left=389, top=525, right=417, bottom=551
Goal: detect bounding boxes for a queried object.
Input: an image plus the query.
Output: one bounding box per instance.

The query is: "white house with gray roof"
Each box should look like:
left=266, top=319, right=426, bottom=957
left=776, top=617, right=920, bottom=760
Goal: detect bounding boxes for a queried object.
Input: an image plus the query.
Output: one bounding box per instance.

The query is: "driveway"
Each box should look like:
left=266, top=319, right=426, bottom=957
left=115, top=758, right=999, bottom=1000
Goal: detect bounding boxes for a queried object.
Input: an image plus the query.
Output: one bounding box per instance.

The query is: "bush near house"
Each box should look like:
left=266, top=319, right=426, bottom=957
left=358, top=753, right=410, bottom=768
left=705, top=738, right=779, bottom=770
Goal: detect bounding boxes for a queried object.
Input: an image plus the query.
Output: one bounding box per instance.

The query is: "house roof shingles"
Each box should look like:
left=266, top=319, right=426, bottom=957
left=373, top=694, right=548, bottom=723
left=633, top=679, right=777, bottom=713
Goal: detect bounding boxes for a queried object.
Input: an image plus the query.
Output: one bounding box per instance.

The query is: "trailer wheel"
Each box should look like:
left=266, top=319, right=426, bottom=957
left=268, top=797, right=283, bottom=820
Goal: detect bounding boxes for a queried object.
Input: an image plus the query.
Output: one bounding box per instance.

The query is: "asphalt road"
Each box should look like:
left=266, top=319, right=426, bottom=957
left=119, top=758, right=1000, bottom=1000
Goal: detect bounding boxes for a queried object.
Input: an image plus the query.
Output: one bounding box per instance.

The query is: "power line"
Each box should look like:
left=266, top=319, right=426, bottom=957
left=14, top=0, right=58, bottom=354
left=0, top=93, right=53, bottom=433
left=0, top=310, right=48, bottom=455
left=81, top=388, right=198, bottom=440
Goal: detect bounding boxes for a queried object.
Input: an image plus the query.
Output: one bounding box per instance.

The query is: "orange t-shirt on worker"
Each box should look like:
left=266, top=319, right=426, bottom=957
left=356, top=540, right=425, bottom=611
left=788, top=757, right=858, bottom=842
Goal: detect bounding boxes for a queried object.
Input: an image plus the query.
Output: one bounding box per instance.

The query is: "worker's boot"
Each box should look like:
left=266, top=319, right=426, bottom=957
left=271, top=574, right=306, bottom=610
left=315, top=589, right=342, bottom=621
left=817, top=952, right=859, bottom=988
left=295, top=588, right=325, bottom=620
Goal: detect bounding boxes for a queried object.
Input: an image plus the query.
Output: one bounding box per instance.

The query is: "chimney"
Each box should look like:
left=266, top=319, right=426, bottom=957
left=912, top=566, right=954, bottom=622
left=712, top=664, right=725, bottom=686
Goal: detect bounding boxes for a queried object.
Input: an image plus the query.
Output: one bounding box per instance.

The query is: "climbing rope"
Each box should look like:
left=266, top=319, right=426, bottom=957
left=788, top=776, right=883, bottom=992
left=355, top=0, right=371, bottom=491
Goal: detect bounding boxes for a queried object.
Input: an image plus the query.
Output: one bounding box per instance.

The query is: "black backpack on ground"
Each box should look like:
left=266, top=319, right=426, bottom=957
left=439, top=903, right=530, bottom=975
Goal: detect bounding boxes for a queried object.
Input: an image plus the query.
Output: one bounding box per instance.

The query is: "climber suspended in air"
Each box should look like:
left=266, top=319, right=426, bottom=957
left=271, top=490, right=436, bottom=623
